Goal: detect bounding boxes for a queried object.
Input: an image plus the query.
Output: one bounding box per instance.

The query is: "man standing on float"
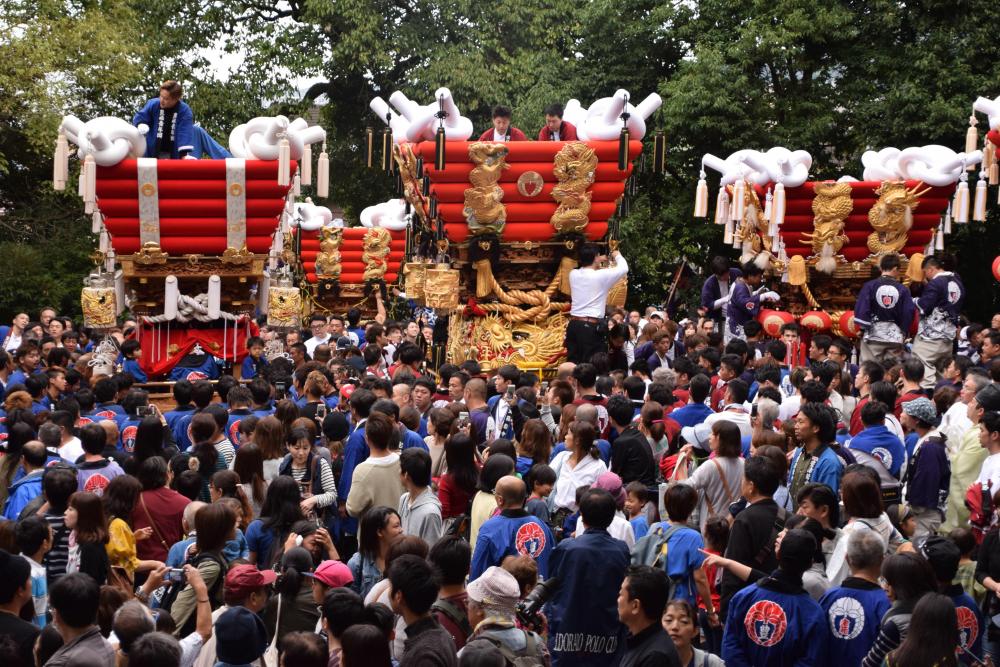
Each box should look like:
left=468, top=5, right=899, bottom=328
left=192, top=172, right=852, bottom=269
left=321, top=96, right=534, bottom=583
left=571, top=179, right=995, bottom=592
left=132, top=80, right=195, bottom=159
left=853, top=254, right=914, bottom=364
left=565, top=243, right=628, bottom=364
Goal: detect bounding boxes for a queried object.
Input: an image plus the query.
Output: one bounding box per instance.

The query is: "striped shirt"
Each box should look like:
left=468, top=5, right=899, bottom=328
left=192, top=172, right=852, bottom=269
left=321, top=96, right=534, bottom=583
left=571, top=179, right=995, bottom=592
left=42, top=513, right=69, bottom=584
left=290, top=457, right=337, bottom=508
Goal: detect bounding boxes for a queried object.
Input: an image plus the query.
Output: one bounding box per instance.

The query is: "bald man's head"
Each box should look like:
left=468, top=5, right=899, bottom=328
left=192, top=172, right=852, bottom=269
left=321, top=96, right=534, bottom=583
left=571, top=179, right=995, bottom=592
left=557, top=362, right=576, bottom=381
left=495, top=475, right=527, bottom=508
left=22, top=440, right=47, bottom=468
left=99, top=419, right=118, bottom=446
left=466, top=378, right=487, bottom=401
left=575, top=402, right=598, bottom=425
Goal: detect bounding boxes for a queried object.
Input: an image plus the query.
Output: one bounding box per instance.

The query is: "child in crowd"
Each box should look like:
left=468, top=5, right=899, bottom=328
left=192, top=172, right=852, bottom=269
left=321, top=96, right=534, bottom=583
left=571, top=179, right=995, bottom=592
left=662, top=599, right=725, bottom=667
left=525, top=464, right=555, bottom=523
left=120, top=339, right=147, bottom=383
left=949, top=527, right=987, bottom=607
left=241, top=336, right=268, bottom=380
left=624, top=481, right=650, bottom=540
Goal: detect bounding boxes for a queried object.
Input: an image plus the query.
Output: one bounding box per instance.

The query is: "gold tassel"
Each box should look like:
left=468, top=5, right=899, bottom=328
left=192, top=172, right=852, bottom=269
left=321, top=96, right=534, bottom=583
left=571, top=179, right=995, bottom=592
left=694, top=173, right=708, bottom=218
left=966, top=114, right=979, bottom=170
left=53, top=130, right=68, bottom=191
left=316, top=144, right=329, bottom=198
left=277, top=137, right=290, bottom=186
left=955, top=179, right=970, bottom=223
left=83, top=155, right=96, bottom=214
left=974, top=174, right=988, bottom=222
left=723, top=218, right=734, bottom=244
left=732, top=179, right=746, bottom=222
left=787, top=255, right=807, bottom=286
left=473, top=258, right=495, bottom=299
left=556, top=255, right=578, bottom=295
left=772, top=182, right=786, bottom=227
left=301, top=142, right=312, bottom=186
left=907, top=253, right=925, bottom=282
left=365, top=127, right=374, bottom=169
left=713, top=189, right=729, bottom=225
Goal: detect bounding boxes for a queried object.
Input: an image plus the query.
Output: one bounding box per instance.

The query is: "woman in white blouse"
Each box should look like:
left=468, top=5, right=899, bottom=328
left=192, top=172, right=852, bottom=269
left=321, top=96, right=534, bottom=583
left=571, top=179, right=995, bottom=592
left=551, top=421, right=609, bottom=524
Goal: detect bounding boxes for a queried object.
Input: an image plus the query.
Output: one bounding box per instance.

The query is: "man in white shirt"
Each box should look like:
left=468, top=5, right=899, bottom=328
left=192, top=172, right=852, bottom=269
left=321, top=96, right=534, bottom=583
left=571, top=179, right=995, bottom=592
left=304, top=314, right=331, bottom=357
left=703, top=378, right=753, bottom=439
left=565, top=244, right=628, bottom=364
left=977, top=410, right=1000, bottom=489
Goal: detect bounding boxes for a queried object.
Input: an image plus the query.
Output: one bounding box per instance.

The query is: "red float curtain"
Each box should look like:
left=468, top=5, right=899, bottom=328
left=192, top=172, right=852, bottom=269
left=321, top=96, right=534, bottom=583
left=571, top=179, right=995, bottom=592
left=134, top=317, right=259, bottom=378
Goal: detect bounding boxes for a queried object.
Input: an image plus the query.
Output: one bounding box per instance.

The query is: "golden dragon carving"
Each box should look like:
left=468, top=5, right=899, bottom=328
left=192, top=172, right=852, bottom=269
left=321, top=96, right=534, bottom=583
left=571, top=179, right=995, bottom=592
left=314, top=225, right=343, bottom=280
left=550, top=142, right=599, bottom=234
left=463, top=142, right=509, bottom=236
left=362, top=227, right=392, bottom=282
left=803, top=182, right=853, bottom=272
left=867, top=181, right=929, bottom=256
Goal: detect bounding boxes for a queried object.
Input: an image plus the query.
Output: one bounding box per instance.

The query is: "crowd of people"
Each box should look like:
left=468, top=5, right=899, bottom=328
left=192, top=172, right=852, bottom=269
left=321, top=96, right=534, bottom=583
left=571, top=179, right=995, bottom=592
left=0, top=246, right=998, bottom=667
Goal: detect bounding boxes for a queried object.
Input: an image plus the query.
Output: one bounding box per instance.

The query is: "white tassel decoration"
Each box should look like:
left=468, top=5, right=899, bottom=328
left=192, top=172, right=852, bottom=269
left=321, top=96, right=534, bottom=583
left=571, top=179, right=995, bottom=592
left=772, top=182, right=786, bottom=228
left=316, top=143, right=329, bottom=198
left=974, top=172, right=988, bottom=222
left=164, top=276, right=179, bottom=321
left=207, top=275, right=221, bottom=319
left=732, top=179, right=746, bottom=222
left=926, top=240, right=934, bottom=256
left=966, top=114, right=979, bottom=169
left=723, top=218, right=734, bottom=244
left=83, top=155, right=96, bottom=214
left=301, top=142, right=312, bottom=186
left=944, top=210, right=952, bottom=235
left=53, top=130, right=68, bottom=191
left=278, top=137, right=291, bottom=186
left=78, top=169, right=85, bottom=198
left=694, top=172, right=709, bottom=218
left=955, top=177, right=970, bottom=223
left=816, top=243, right=837, bottom=274
left=935, top=227, right=945, bottom=250
left=943, top=202, right=951, bottom=231
left=293, top=174, right=301, bottom=197
left=714, top=189, right=730, bottom=225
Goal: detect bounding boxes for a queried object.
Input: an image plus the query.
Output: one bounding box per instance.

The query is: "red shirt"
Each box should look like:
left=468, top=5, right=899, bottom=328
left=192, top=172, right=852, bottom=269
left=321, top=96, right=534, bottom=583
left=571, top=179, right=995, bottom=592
left=477, top=127, right=527, bottom=142
left=850, top=396, right=869, bottom=436
left=537, top=121, right=578, bottom=141
left=132, top=486, right=189, bottom=561
left=896, top=390, right=924, bottom=417
left=433, top=592, right=470, bottom=649
left=438, top=473, right=475, bottom=519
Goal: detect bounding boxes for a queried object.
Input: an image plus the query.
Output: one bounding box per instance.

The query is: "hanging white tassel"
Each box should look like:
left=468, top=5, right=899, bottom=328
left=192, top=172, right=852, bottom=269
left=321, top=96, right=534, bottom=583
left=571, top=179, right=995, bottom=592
left=955, top=176, right=970, bottom=223
left=966, top=114, right=979, bottom=169
left=935, top=227, right=945, bottom=250
left=772, top=182, right=786, bottom=228
left=83, top=155, right=96, bottom=214
left=713, top=189, right=730, bottom=225
left=694, top=171, right=709, bottom=218
left=732, top=179, right=746, bottom=222
left=740, top=240, right=754, bottom=264
left=277, top=137, right=291, bottom=186
left=943, top=211, right=952, bottom=235
left=723, top=218, right=734, bottom=244
left=53, top=130, right=68, bottom=191
left=301, top=142, right=312, bottom=186
left=293, top=173, right=301, bottom=197
left=99, top=229, right=109, bottom=253
left=816, top=243, right=837, bottom=274
left=316, top=143, right=329, bottom=198
left=207, top=275, right=221, bottom=319
left=91, top=210, right=102, bottom=234
left=78, top=169, right=86, bottom=198
left=974, top=172, right=988, bottom=222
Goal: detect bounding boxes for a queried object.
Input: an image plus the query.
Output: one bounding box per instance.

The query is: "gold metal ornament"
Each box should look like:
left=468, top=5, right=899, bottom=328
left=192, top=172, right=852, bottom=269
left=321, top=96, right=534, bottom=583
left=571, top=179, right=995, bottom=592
left=140, top=182, right=156, bottom=197
left=315, top=225, right=343, bottom=280
left=516, top=171, right=545, bottom=198
left=867, top=181, right=929, bottom=255
left=424, top=264, right=461, bottom=310
left=221, top=245, right=254, bottom=266
left=803, top=182, right=853, bottom=271
left=362, top=227, right=392, bottom=282
left=133, top=242, right=168, bottom=265
left=550, top=142, right=598, bottom=234
left=403, top=261, right=431, bottom=303
left=229, top=183, right=243, bottom=197
left=81, top=287, right=116, bottom=329
left=267, top=286, right=302, bottom=328
left=463, top=142, right=509, bottom=235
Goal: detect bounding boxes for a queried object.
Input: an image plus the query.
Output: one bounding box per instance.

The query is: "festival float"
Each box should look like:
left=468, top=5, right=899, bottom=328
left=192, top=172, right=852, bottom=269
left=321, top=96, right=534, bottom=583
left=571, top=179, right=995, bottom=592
left=54, top=113, right=329, bottom=379
left=367, top=88, right=662, bottom=371
left=690, top=94, right=1000, bottom=342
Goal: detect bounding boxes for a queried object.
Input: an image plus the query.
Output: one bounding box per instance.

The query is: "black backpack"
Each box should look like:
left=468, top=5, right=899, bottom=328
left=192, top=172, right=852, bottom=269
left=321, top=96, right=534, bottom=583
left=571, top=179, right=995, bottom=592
left=159, top=551, right=227, bottom=636
left=466, top=630, right=546, bottom=667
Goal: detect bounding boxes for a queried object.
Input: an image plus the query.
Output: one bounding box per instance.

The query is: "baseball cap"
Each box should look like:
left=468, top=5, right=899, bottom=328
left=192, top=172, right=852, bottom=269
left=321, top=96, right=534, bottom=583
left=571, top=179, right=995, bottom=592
left=916, top=534, right=961, bottom=582
left=339, top=383, right=356, bottom=401
left=467, top=566, right=520, bottom=617
left=224, top=564, right=277, bottom=599
left=593, top=471, right=626, bottom=510
left=215, top=606, right=269, bottom=665
left=304, top=560, right=354, bottom=588
left=681, top=422, right=712, bottom=451
left=336, top=336, right=353, bottom=351
left=976, top=384, right=1000, bottom=413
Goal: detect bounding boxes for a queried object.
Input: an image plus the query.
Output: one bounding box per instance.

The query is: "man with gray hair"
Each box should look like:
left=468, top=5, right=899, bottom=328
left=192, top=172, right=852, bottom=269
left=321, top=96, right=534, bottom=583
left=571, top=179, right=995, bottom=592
left=128, top=632, right=183, bottom=667
left=460, top=566, right=549, bottom=663
left=818, top=530, right=891, bottom=667
left=165, top=501, right=206, bottom=567
left=651, top=366, right=677, bottom=391
left=944, top=379, right=1000, bottom=531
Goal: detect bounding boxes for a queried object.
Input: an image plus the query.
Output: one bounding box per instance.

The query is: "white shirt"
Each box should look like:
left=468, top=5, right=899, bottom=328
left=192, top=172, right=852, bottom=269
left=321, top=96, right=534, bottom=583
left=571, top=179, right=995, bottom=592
left=3, top=333, right=21, bottom=352
left=551, top=451, right=609, bottom=510
left=576, top=512, right=635, bottom=548
left=977, top=452, right=1000, bottom=488
left=492, top=130, right=510, bottom=142
left=778, top=394, right=802, bottom=422
left=703, top=408, right=753, bottom=440
left=568, top=255, right=629, bottom=318
left=58, top=437, right=84, bottom=463
left=941, top=401, right=973, bottom=457
left=304, top=334, right=331, bottom=356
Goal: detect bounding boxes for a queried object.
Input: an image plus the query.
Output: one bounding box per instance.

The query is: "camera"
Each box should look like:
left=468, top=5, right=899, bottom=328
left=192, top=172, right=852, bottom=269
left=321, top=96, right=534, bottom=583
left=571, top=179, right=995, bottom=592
left=165, top=568, right=186, bottom=584
left=516, top=577, right=559, bottom=632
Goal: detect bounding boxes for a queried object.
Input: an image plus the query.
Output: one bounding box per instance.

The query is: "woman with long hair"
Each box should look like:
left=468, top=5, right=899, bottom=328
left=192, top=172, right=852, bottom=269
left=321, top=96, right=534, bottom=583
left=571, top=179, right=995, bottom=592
left=245, top=476, right=306, bottom=568
left=347, top=506, right=402, bottom=600
left=254, top=415, right=286, bottom=482
left=279, top=427, right=337, bottom=523
left=862, top=552, right=937, bottom=667
left=438, top=432, right=480, bottom=522
left=233, top=443, right=268, bottom=519
left=123, top=416, right=177, bottom=475
left=104, top=475, right=163, bottom=584
left=556, top=403, right=577, bottom=446
left=680, top=420, right=745, bottom=531
left=638, top=400, right=669, bottom=462
left=265, top=547, right=321, bottom=650
left=64, top=492, right=110, bottom=584
left=551, top=422, right=608, bottom=521
left=424, top=407, right=457, bottom=479
left=885, top=592, right=958, bottom=667
left=274, top=399, right=300, bottom=443
left=515, top=419, right=552, bottom=476
left=209, top=469, right=255, bottom=531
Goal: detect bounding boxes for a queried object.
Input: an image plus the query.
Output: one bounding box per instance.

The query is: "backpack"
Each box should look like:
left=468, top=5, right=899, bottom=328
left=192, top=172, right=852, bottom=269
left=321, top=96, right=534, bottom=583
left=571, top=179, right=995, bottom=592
left=467, top=630, right=546, bottom=667
left=755, top=507, right=789, bottom=566
left=159, top=551, right=227, bottom=636
left=630, top=524, right=683, bottom=599
left=432, top=597, right=472, bottom=640
left=966, top=480, right=994, bottom=544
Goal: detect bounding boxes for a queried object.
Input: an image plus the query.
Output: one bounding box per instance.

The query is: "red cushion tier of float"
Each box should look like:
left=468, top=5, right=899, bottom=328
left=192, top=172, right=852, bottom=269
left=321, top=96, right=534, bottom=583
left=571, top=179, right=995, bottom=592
left=442, top=222, right=608, bottom=244
left=296, top=228, right=406, bottom=284
left=305, top=273, right=399, bottom=283
left=96, top=159, right=295, bottom=256
left=429, top=181, right=626, bottom=204
left=775, top=181, right=955, bottom=259
left=415, top=140, right=643, bottom=164
left=424, top=162, right=635, bottom=183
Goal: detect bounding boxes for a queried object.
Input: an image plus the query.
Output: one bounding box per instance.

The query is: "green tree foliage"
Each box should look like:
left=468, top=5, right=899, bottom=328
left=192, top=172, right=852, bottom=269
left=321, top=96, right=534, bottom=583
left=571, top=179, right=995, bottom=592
left=3, top=0, right=1000, bottom=322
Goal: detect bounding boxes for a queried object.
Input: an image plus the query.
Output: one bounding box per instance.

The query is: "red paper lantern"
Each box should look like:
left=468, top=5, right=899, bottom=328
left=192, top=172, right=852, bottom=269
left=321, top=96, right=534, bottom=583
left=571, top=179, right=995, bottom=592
left=992, top=255, right=1000, bottom=282
left=800, top=310, right=833, bottom=332
left=838, top=311, right=861, bottom=339
left=758, top=309, right=794, bottom=338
